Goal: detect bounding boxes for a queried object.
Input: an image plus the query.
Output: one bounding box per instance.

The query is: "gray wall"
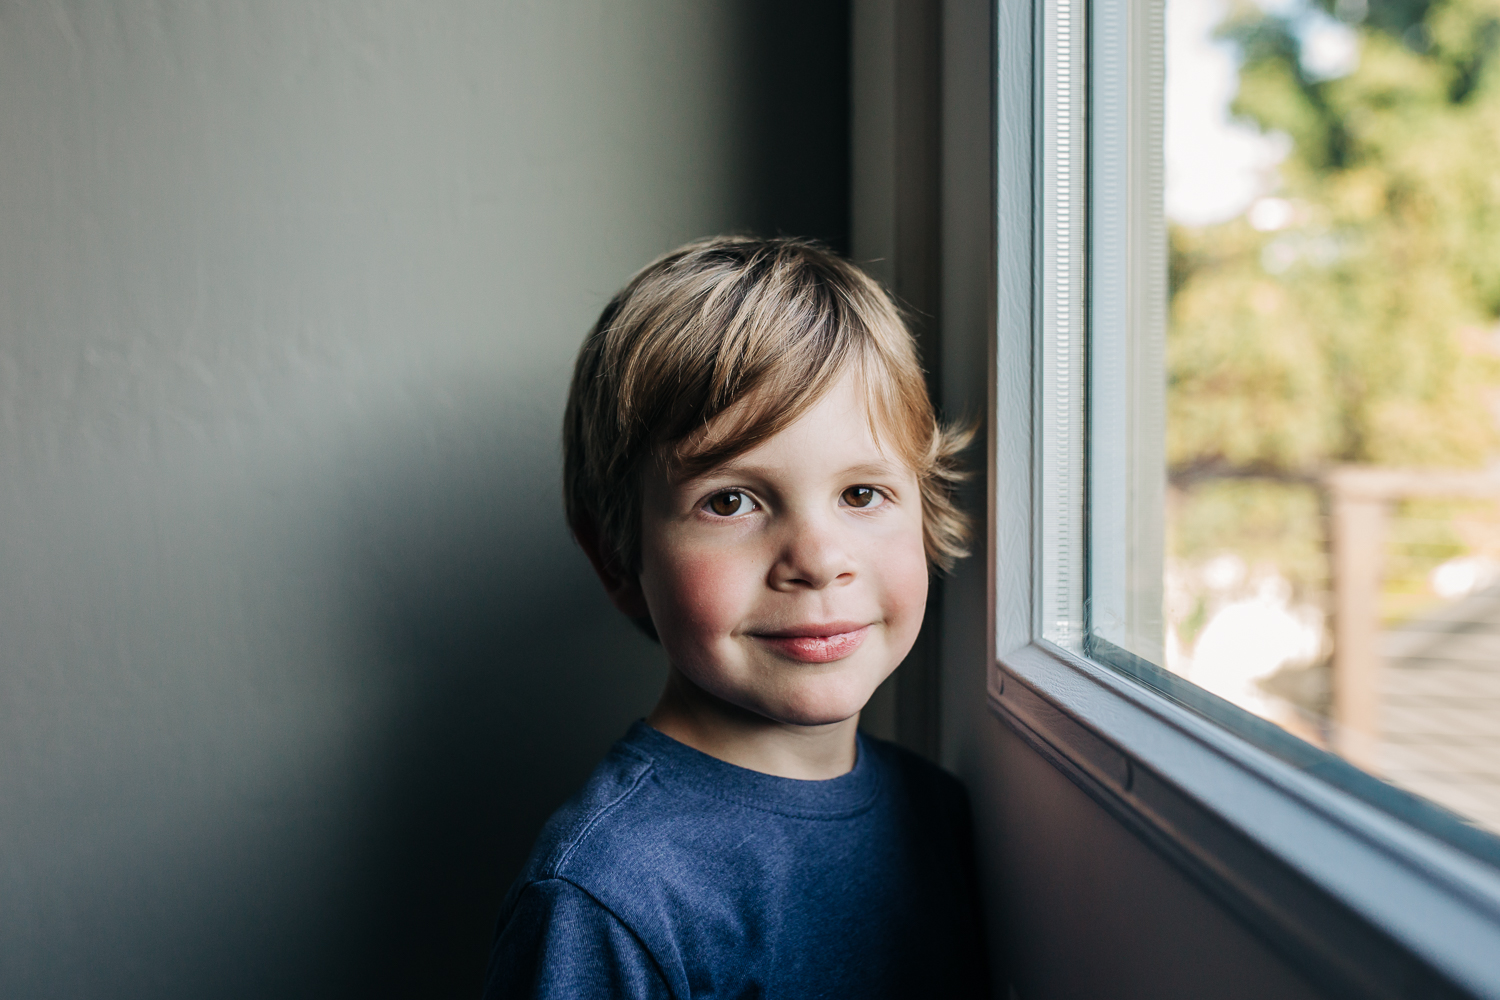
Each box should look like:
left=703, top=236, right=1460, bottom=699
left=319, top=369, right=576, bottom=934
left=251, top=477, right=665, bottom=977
left=0, top=3, right=847, bottom=997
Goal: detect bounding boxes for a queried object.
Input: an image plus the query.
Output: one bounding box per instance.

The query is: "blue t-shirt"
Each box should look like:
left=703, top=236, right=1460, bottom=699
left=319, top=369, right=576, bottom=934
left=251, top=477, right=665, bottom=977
left=482, top=721, right=988, bottom=998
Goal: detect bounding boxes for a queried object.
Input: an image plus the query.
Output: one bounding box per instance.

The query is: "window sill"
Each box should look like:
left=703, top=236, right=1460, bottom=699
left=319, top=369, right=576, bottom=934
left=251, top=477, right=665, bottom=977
left=992, top=640, right=1500, bottom=1000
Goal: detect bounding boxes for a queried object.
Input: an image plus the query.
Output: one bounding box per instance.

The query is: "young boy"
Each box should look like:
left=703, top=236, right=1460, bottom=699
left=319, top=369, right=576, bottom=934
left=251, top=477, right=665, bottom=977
left=483, top=237, right=988, bottom=998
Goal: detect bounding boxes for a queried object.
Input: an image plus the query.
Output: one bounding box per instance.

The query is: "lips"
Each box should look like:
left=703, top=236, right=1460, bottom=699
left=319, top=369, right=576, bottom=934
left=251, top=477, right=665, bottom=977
left=753, top=623, right=871, bottom=663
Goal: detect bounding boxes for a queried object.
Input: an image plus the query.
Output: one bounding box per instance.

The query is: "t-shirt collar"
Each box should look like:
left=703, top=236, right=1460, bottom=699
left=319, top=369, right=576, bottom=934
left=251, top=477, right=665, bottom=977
left=620, top=719, right=883, bottom=819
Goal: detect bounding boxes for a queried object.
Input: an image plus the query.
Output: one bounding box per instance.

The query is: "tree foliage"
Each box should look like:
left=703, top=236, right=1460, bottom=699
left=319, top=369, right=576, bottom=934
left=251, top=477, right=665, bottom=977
left=1168, top=0, right=1500, bottom=480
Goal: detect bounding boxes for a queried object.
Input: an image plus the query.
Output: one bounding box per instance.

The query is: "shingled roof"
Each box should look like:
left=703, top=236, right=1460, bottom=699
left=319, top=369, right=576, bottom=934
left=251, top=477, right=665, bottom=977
left=1380, top=585, right=1500, bottom=834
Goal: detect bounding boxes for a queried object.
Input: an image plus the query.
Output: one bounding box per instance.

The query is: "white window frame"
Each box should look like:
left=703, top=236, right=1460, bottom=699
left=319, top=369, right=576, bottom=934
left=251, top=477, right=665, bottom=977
left=981, top=0, right=1500, bottom=993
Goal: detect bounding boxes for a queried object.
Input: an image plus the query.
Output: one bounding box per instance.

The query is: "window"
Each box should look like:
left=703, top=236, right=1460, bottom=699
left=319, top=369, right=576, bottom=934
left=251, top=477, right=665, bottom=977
left=1158, top=0, right=1500, bottom=844
left=985, top=0, right=1500, bottom=991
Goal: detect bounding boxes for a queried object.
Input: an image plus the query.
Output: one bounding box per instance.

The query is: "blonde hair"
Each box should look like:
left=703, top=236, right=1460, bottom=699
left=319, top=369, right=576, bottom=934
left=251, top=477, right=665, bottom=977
left=563, top=235, right=972, bottom=578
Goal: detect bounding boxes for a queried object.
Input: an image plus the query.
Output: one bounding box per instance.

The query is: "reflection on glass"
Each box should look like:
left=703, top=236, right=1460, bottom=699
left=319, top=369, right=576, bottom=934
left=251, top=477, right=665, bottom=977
left=1163, top=0, right=1500, bottom=832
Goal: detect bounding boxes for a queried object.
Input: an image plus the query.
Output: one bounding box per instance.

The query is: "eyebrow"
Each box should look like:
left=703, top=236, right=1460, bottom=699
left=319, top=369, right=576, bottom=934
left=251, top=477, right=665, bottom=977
left=834, top=461, right=910, bottom=479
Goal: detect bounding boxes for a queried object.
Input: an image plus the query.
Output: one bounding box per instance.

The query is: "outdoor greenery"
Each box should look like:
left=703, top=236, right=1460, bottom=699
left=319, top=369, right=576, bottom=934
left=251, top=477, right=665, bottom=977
left=1167, top=0, right=1500, bottom=613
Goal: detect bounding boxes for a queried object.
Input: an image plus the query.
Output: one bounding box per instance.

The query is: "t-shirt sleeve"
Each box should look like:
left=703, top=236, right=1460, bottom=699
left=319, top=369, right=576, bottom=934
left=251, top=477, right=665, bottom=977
left=481, top=878, right=672, bottom=1000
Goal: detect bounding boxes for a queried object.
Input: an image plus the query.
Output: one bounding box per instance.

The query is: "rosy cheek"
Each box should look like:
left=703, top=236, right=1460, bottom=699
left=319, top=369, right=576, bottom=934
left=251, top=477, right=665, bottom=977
left=883, top=534, right=931, bottom=639
left=649, top=545, right=750, bottom=647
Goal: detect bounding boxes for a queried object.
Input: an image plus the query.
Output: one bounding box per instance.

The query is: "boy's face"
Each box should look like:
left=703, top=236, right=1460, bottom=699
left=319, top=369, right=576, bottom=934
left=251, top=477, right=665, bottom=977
left=633, top=372, right=929, bottom=727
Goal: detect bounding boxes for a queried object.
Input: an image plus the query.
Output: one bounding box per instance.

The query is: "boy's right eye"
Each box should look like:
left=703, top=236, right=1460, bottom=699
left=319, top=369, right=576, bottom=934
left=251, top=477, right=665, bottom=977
left=705, top=491, right=754, bottom=517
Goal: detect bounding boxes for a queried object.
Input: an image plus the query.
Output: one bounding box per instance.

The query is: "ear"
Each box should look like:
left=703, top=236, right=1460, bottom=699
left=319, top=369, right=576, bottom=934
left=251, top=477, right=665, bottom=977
left=572, top=515, right=652, bottom=620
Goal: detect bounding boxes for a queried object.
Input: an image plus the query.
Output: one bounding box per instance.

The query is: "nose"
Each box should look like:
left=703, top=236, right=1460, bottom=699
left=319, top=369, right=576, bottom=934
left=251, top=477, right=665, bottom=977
left=768, top=511, right=856, bottom=591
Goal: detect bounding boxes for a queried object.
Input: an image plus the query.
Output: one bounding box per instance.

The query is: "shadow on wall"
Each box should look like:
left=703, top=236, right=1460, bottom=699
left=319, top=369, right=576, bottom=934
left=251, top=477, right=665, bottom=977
left=0, top=413, right=670, bottom=1000
left=336, top=423, right=667, bottom=997
left=734, top=0, right=852, bottom=254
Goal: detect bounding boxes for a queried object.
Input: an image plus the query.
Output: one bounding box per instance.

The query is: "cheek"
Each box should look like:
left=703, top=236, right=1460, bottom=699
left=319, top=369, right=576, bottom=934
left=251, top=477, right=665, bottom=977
left=642, top=542, right=757, bottom=646
left=879, top=528, right=931, bottom=640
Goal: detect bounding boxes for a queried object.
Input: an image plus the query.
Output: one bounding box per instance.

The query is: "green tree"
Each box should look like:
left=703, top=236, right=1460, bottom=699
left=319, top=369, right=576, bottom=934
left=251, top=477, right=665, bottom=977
left=1169, top=0, right=1500, bottom=479
left=1166, top=0, right=1500, bottom=638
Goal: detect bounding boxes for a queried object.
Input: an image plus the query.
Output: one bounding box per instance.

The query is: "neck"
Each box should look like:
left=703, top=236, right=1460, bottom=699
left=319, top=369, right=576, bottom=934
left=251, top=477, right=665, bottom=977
left=645, top=668, right=860, bottom=780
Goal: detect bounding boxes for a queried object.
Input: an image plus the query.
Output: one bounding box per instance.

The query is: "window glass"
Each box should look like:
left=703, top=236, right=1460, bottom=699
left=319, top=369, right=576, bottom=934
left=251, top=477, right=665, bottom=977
left=1143, top=0, right=1500, bottom=840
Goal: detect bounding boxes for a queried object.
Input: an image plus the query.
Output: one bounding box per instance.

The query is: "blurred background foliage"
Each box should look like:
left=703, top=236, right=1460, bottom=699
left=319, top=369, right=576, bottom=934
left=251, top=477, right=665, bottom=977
left=1168, top=0, right=1500, bottom=606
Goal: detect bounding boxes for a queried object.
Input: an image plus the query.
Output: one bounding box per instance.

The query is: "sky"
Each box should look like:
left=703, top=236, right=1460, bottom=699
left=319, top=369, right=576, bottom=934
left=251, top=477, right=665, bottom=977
left=1165, top=0, right=1359, bottom=225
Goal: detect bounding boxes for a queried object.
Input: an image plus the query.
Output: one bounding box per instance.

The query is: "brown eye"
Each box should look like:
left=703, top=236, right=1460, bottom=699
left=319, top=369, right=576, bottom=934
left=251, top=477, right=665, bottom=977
left=842, top=486, right=883, bottom=509
left=707, top=491, right=752, bottom=517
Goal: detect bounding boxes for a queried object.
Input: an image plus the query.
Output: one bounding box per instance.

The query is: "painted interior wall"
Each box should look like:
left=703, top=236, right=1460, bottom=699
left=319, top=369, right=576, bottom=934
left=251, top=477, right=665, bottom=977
left=0, top=3, right=848, bottom=997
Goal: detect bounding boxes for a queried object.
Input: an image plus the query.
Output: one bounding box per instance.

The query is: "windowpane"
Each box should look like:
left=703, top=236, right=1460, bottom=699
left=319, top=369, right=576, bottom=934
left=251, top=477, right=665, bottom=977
left=1089, top=0, right=1168, bottom=666
left=1153, top=0, right=1500, bottom=840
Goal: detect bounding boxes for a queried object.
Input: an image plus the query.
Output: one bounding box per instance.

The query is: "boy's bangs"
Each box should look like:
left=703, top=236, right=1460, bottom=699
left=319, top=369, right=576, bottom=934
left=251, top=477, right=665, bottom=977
left=666, top=342, right=848, bottom=478
left=668, top=343, right=928, bottom=481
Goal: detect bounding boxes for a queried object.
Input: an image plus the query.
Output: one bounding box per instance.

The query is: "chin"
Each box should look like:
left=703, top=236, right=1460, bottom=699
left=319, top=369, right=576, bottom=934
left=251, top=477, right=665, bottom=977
left=762, top=676, right=882, bottom=727
left=768, top=704, right=863, bottom=727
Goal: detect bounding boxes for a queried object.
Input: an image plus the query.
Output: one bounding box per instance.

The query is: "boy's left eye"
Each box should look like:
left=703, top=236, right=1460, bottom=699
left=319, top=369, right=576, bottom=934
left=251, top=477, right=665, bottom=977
left=841, top=486, right=885, bottom=509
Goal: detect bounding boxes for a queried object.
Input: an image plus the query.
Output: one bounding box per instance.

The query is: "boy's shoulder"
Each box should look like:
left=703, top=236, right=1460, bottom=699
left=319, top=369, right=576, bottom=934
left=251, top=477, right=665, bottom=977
left=516, top=731, right=661, bottom=885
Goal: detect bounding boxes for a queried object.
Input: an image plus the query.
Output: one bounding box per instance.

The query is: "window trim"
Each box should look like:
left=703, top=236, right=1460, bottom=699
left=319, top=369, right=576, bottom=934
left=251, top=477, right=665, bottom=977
left=984, top=0, right=1500, bottom=993
left=992, top=641, right=1500, bottom=999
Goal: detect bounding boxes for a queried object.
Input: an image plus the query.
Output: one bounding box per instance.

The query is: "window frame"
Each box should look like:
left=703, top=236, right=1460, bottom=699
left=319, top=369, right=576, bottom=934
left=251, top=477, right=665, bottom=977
left=984, top=0, right=1500, bottom=994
